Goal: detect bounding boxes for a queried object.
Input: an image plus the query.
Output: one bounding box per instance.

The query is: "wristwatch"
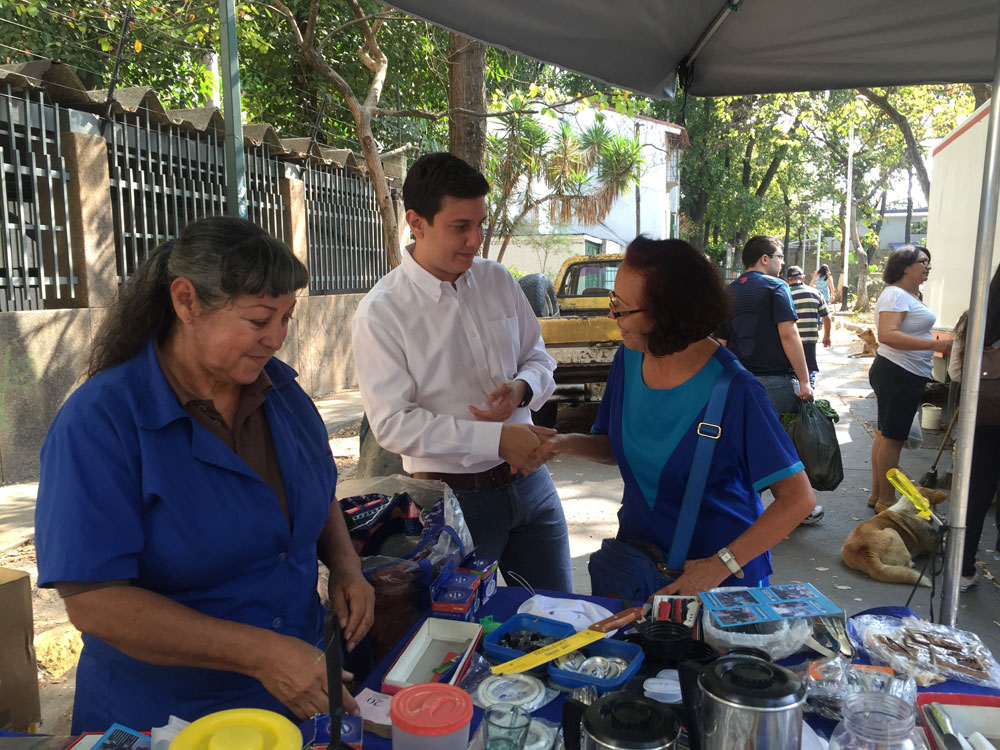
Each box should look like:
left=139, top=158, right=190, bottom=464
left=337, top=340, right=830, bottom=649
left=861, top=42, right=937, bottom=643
left=517, top=381, right=534, bottom=408
left=717, top=547, right=744, bottom=579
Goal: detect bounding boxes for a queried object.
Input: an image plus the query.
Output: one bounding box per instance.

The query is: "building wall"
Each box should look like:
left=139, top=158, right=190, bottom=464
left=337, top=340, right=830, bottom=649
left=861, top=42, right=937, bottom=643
left=499, top=235, right=623, bottom=279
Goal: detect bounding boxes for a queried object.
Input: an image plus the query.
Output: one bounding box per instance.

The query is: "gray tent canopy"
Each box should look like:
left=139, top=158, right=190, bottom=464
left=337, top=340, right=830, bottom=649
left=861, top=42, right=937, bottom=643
left=385, top=0, right=998, bottom=98
left=387, top=0, right=1000, bottom=628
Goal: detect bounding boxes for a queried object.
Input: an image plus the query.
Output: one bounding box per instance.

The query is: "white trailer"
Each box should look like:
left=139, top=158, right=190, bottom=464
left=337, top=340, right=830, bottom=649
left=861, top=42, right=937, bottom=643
left=926, top=101, right=1000, bottom=332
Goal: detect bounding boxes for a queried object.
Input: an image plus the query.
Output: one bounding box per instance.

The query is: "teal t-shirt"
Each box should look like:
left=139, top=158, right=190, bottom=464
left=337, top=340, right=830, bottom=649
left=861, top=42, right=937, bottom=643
left=621, top=347, right=722, bottom=508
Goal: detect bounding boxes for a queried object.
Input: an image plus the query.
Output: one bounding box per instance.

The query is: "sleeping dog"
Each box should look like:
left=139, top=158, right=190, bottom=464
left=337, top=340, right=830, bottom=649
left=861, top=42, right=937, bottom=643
left=841, top=488, right=948, bottom=587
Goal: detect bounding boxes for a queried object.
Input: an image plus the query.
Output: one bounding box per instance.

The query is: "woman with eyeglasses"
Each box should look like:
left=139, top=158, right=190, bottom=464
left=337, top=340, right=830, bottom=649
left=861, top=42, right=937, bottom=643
left=536, top=237, right=817, bottom=596
left=868, top=245, right=952, bottom=512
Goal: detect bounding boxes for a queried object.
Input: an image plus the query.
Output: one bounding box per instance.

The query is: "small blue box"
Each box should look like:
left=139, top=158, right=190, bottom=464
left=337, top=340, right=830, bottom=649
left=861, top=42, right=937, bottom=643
left=459, top=554, right=499, bottom=606
left=483, top=613, right=576, bottom=673
left=431, top=560, right=480, bottom=621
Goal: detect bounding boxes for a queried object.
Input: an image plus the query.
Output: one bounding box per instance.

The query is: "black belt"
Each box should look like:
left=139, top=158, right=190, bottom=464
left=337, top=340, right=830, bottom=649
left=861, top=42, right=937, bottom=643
left=411, top=462, right=517, bottom=490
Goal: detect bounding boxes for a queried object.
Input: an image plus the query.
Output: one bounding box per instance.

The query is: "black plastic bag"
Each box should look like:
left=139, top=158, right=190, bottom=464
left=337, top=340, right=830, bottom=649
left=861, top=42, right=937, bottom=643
left=786, top=401, right=844, bottom=491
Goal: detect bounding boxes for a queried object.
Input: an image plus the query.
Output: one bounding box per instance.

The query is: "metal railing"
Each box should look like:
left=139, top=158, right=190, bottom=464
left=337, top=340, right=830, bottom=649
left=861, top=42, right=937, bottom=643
left=0, top=85, right=76, bottom=311
left=105, top=114, right=226, bottom=283
left=104, top=116, right=287, bottom=284
left=304, top=163, right=393, bottom=294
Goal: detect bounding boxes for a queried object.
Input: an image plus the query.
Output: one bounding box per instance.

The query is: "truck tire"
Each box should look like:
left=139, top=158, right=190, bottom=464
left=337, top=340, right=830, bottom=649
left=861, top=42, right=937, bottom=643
left=518, top=273, right=559, bottom=317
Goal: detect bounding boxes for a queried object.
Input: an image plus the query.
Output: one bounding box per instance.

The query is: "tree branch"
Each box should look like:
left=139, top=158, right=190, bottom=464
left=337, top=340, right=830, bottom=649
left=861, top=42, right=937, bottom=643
left=303, top=0, right=319, bottom=48
left=857, top=87, right=930, bottom=202
left=266, top=0, right=303, bottom=45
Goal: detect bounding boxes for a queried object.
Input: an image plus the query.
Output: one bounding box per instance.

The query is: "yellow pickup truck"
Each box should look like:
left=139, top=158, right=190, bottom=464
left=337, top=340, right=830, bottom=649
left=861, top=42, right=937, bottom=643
left=517, top=254, right=624, bottom=426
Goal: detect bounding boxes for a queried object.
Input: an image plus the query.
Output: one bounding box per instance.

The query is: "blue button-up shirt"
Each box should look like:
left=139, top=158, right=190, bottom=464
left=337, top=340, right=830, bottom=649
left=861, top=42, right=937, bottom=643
left=35, top=339, right=336, bottom=732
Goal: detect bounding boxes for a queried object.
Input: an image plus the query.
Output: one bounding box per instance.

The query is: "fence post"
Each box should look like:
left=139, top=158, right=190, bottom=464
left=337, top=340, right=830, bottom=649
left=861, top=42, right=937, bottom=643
left=280, top=171, right=308, bottom=296
left=61, top=132, right=117, bottom=308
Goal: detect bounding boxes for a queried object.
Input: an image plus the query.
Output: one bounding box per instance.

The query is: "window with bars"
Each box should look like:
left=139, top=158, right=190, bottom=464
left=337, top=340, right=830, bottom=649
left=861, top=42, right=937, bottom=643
left=0, top=85, right=76, bottom=311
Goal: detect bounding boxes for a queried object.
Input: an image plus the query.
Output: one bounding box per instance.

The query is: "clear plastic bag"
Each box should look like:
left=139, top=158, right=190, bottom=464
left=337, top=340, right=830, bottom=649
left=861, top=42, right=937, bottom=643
left=851, top=615, right=1000, bottom=687
left=701, top=587, right=812, bottom=659
left=336, top=475, right=475, bottom=661
left=796, top=655, right=917, bottom=721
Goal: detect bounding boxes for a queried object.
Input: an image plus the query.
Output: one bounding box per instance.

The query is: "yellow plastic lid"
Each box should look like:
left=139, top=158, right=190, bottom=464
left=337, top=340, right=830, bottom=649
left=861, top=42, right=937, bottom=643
left=169, top=708, right=302, bottom=750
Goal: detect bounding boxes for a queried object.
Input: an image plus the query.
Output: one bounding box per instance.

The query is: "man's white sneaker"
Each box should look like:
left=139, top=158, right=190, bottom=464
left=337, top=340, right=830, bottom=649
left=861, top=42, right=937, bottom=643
left=799, top=505, right=825, bottom=526
left=960, top=574, right=978, bottom=592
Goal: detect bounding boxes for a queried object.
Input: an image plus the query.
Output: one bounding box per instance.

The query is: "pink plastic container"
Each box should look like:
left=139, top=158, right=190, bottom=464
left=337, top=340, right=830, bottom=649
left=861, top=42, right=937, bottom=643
left=389, top=683, right=473, bottom=750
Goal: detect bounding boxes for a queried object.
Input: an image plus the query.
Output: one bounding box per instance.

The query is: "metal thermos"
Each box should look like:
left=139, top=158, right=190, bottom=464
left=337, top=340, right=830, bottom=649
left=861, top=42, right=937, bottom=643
left=580, top=693, right=680, bottom=750
left=694, top=655, right=805, bottom=749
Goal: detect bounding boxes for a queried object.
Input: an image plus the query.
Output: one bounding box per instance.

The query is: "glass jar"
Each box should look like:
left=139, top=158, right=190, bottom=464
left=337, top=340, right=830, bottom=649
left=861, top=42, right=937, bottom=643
left=829, top=692, right=927, bottom=750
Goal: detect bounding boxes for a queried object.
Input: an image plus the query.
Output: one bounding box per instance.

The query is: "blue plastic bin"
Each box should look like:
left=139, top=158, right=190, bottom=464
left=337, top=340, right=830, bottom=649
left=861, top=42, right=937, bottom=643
left=547, top=638, right=644, bottom=694
left=482, top=613, right=577, bottom=670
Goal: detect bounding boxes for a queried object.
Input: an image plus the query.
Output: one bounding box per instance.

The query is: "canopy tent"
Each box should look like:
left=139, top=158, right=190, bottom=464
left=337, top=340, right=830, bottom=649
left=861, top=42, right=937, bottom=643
left=386, top=0, right=1000, bottom=627
left=384, top=0, right=1000, bottom=99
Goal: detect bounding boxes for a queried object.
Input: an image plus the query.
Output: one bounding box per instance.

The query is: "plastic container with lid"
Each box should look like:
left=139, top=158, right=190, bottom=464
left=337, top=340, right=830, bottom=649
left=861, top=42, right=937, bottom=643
left=389, top=682, right=474, bottom=750
left=169, top=708, right=301, bottom=750
left=829, top=692, right=923, bottom=750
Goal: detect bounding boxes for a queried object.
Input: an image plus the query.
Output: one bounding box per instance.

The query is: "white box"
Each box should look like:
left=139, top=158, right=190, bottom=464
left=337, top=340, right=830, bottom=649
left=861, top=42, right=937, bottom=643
left=381, top=617, right=482, bottom=695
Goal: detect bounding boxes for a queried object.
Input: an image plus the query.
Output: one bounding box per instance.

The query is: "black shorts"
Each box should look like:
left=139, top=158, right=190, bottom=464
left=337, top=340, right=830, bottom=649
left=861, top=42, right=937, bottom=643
left=868, top=354, right=927, bottom=441
left=802, top=342, right=819, bottom=373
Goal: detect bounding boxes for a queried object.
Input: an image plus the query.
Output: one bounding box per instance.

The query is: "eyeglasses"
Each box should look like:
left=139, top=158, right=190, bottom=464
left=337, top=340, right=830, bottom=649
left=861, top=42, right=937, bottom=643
left=768, top=253, right=785, bottom=260
left=609, top=290, right=645, bottom=319
left=916, top=259, right=931, bottom=267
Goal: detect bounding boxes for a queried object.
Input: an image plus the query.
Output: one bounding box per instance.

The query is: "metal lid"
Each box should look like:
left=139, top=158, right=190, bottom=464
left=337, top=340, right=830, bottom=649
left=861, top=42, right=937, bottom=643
left=582, top=693, right=680, bottom=749
left=699, top=656, right=805, bottom=709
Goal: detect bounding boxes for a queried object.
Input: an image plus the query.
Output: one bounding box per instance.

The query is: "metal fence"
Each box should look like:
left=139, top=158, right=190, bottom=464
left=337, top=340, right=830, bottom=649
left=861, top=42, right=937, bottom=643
left=0, top=84, right=76, bottom=311
left=304, top=164, right=393, bottom=294
left=104, top=115, right=289, bottom=284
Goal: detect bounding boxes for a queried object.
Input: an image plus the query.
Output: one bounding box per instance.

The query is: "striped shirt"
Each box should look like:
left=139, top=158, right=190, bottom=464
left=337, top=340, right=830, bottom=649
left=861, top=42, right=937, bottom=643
left=788, top=282, right=829, bottom=344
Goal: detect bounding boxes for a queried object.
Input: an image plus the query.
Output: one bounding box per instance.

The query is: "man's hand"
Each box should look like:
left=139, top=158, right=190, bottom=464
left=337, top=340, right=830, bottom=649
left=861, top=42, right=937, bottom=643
left=327, top=565, right=374, bottom=653
left=500, top=423, right=556, bottom=475
left=533, top=434, right=572, bottom=464
left=469, top=380, right=527, bottom=422
left=822, top=335, right=832, bottom=348
left=795, top=381, right=813, bottom=401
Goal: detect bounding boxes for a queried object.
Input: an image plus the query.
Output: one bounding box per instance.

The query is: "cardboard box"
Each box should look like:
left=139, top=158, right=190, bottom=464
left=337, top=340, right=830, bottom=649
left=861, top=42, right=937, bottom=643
left=381, top=618, right=482, bottom=695
left=430, top=560, right=480, bottom=621
left=0, top=568, right=41, bottom=732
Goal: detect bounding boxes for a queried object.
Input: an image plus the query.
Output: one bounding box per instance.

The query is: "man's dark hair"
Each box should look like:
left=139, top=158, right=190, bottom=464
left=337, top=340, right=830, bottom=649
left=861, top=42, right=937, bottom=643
left=624, top=236, right=731, bottom=357
left=742, top=235, right=781, bottom=269
left=403, top=152, right=489, bottom=223
left=883, top=245, right=931, bottom=284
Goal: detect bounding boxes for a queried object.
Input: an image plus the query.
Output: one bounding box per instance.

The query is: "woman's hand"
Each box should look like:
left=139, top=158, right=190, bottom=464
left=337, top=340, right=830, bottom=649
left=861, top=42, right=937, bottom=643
left=655, top=555, right=730, bottom=597
left=254, top=633, right=360, bottom=718
left=933, top=337, right=953, bottom=355
left=533, top=433, right=573, bottom=463
left=328, top=565, right=375, bottom=652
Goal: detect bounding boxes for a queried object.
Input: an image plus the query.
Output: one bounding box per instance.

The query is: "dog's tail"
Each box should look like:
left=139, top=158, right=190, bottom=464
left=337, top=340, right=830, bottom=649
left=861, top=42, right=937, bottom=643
left=841, top=544, right=932, bottom=587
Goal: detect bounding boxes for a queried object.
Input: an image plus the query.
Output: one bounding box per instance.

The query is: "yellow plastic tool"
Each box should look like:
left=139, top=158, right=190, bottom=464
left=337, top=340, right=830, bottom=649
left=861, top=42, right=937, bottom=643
left=490, top=606, right=644, bottom=675
left=886, top=468, right=932, bottom=519
left=169, top=708, right=302, bottom=750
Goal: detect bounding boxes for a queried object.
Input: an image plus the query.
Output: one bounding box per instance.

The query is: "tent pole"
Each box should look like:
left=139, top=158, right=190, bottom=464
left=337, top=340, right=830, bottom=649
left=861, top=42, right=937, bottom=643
left=940, top=24, right=1000, bottom=627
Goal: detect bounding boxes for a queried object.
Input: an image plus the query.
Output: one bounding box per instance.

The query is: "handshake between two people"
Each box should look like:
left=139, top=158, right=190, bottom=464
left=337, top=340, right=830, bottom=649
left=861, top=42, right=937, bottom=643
left=467, top=380, right=571, bottom=477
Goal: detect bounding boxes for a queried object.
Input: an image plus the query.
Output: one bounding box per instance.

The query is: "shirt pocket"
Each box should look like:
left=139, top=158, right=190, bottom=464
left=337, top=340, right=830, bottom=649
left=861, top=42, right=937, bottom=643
left=488, top=315, right=520, bottom=380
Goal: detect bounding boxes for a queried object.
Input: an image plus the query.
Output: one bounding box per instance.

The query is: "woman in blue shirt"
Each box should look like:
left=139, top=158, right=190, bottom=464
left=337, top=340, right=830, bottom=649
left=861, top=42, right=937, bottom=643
left=537, top=238, right=816, bottom=595
left=35, top=217, right=373, bottom=732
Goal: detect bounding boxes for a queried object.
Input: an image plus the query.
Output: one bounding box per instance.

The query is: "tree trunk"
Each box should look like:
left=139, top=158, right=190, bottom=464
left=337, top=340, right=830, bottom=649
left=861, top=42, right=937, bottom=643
left=971, top=83, right=992, bottom=109
left=782, top=186, right=791, bottom=253
left=905, top=166, right=913, bottom=244
left=835, top=197, right=847, bottom=304
left=799, top=214, right=807, bottom=267
left=447, top=33, right=487, bottom=173
left=858, top=87, right=930, bottom=203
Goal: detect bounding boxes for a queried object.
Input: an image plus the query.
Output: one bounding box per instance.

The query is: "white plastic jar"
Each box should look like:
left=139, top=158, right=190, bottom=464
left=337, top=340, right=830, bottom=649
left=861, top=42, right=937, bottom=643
left=389, top=683, right=474, bottom=750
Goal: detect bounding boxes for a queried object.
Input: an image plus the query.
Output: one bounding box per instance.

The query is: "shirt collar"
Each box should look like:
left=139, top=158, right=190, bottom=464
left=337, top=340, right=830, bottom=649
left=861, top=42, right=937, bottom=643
left=400, top=242, right=469, bottom=302
left=139, top=338, right=288, bottom=430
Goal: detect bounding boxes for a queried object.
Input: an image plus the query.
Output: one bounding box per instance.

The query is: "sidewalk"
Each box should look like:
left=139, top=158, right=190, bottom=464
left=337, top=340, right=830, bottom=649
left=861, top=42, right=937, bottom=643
left=0, top=390, right=365, bottom=554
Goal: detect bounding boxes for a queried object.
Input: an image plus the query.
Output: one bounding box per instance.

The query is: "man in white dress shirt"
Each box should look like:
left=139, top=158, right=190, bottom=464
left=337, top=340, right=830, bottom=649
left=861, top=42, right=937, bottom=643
left=351, top=153, right=573, bottom=592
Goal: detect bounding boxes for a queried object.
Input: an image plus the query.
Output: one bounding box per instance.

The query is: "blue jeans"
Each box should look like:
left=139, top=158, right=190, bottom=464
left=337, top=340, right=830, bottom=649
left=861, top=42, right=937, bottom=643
left=453, top=466, right=573, bottom=593
left=755, top=374, right=798, bottom=416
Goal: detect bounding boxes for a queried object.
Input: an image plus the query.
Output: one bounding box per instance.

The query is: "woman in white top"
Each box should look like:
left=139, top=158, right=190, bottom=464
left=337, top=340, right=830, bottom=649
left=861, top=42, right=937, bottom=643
left=868, top=246, right=952, bottom=511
